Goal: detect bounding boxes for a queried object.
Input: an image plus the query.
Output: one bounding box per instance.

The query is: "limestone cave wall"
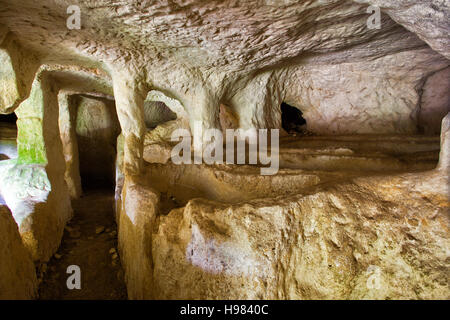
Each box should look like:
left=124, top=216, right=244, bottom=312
left=0, top=0, right=448, bottom=300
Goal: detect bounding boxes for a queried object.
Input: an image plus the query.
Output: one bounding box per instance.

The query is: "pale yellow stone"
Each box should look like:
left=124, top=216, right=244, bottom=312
left=0, top=205, right=37, bottom=299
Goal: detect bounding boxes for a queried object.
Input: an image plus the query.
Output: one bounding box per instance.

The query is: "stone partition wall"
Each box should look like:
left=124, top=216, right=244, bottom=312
left=151, top=168, right=448, bottom=299
left=0, top=72, right=72, bottom=262
left=59, top=93, right=82, bottom=199
left=114, top=115, right=449, bottom=299
left=117, top=178, right=159, bottom=299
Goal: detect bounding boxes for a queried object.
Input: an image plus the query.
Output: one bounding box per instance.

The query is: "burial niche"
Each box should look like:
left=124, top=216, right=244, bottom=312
left=143, top=100, right=177, bottom=129
left=281, top=102, right=307, bottom=135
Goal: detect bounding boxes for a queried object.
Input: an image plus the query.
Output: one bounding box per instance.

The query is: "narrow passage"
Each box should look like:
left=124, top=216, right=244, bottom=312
left=39, top=189, right=127, bottom=300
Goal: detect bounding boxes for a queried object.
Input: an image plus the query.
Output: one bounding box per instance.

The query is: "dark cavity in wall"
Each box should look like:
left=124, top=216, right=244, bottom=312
left=0, top=113, right=18, bottom=161
left=281, top=102, right=307, bottom=134
left=0, top=113, right=17, bottom=124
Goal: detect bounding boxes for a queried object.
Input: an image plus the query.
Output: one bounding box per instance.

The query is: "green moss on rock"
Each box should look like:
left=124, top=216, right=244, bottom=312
left=16, top=118, right=47, bottom=164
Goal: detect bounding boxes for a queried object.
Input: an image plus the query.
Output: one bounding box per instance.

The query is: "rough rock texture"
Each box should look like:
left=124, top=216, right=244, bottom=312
left=0, top=0, right=448, bottom=169
left=152, top=169, right=449, bottom=300
left=112, top=115, right=448, bottom=300
left=355, top=0, right=450, bottom=59
left=116, top=131, right=448, bottom=299
left=0, top=0, right=449, bottom=300
left=0, top=205, right=37, bottom=299
left=117, top=178, right=159, bottom=300
left=283, top=49, right=449, bottom=135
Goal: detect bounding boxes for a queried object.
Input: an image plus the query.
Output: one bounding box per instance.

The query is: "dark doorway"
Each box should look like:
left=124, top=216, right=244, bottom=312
left=0, top=113, right=17, bottom=124
left=0, top=113, right=18, bottom=160
left=281, top=102, right=307, bottom=134
left=74, top=95, right=120, bottom=190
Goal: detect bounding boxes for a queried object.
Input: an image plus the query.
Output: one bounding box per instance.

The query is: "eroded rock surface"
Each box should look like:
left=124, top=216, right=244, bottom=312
left=0, top=0, right=448, bottom=300
left=0, top=205, right=37, bottom=299
left=112, top=115, right=449, bottom=300
left=152, top=170, right=449, bottom=299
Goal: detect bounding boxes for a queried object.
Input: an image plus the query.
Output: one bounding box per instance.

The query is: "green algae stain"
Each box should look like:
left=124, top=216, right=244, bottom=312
left=14, top=80, right=47, bottom=165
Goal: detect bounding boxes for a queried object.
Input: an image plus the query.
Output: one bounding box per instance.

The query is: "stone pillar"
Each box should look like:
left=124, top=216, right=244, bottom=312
left=0, top=205, right=37, bottom=299
left=58, top=92, right=82, bottom=199
left=112, top=72, right=146, bottom=176
left=183, top=87, right=221, bottom=156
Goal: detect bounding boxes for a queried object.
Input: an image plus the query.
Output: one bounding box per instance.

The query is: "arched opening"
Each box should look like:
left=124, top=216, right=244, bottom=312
left=143, top=100, right=177, bottom=129
left=0, top=113, right=18, bottom=160
left=281, top=102, right=307, bottom=135
left=140, top=90, right=191, bottom=164
left=59, top=93, right=122, bottom=196
left=73, top=94, right=120, bottom=190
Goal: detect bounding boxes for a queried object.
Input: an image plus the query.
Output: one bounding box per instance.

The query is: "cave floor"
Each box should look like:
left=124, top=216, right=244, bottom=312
left=38, top=189, right=127, bottom=300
